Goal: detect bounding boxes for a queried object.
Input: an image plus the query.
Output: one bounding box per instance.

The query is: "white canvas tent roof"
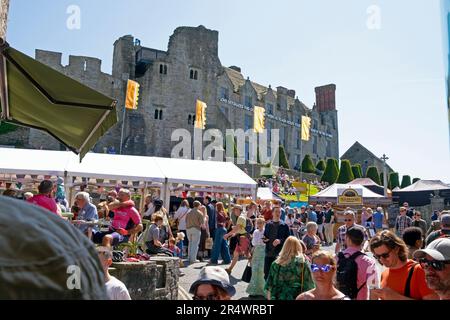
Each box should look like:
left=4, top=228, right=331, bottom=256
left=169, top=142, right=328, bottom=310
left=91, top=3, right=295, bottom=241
left=0, top=148, right=74, bottom=176
left=152, top=157, right=257, bottom=189
left=309, top=183, right=391, bottom=205
left=395, top=180, right=450, bottom=192
left=66, top=152, right=165, bottom=183
left=0, top=147, right=256, bottom=191
left=257, top=187, right=283, bottom=201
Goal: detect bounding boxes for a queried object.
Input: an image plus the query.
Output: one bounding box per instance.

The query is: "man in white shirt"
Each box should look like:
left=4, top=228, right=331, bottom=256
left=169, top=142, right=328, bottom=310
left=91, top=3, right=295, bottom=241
left=97, top=246, right=131, bottom=300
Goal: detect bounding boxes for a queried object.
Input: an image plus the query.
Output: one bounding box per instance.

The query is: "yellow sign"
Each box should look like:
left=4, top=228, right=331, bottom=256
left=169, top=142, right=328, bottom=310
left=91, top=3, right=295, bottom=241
left=253, top=106, right=265, bottom=133
left=125, top=80, right=140, bottom=110
left=301, top=116, right=311, bottom=141
left=337, top=188, right=363, bottom=205
left=292, top=182, right=308, bottom=194
left=237, top=199, right=253, bottom=205
left=195, top=100, right=207, bottom=129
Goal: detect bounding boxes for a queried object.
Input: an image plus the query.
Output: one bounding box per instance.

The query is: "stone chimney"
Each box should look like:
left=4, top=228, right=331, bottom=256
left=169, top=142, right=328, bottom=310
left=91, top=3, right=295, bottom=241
left=287, top=89, right=296, bottom=98
left=0, top=0, right=10, bottom=40
left=229, top=65, right=241, bottom=73
left=315, top=84, right=336, bottom=112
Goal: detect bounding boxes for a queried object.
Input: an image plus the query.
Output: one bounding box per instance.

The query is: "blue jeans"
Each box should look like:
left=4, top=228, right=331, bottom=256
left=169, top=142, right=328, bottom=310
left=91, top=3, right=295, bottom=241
left=187, top=228, right=201, bottom=263
left=210, top=227, right=231, bottom=264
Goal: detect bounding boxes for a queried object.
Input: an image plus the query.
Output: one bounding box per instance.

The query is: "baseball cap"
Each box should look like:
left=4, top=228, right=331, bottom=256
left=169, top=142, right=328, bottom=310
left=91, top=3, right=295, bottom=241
left=189, top=266, right=236, bottom=296
left=413, top=238, right=450, bottom=261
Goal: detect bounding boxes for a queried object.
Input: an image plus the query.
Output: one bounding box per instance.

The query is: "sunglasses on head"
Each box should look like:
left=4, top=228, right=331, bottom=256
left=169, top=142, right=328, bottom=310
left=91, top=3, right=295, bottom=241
left=344, top=219, right=353, bottom=222
left=311, top=264, right=332, bottom=273
left=374, top=249, right=392, bottom=260
left=419, top=258, right=450, bottom=271
left=193, top=294, right=220, bottom=300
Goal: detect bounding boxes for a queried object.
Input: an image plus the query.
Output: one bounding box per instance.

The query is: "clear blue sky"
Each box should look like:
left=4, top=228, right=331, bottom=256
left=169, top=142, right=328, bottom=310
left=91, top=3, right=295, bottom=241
left=7, top=0, right=450, bottom=182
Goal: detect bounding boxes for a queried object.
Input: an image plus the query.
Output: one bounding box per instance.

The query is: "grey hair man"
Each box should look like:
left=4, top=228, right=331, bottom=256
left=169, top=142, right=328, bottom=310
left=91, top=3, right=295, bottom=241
left=73, top=191, right=98, bottom=237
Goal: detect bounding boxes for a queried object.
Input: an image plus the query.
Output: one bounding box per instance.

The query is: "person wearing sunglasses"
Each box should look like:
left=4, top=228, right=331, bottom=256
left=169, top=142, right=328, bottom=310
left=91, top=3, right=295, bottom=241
left=189, top=266, right=235, bottom=300
left=335, top=210, right=368, bottom=254
left=296, top=251, right=349, bottom=300
left=413, top=238, right=450, bottom=300
left=369, top=230, right=437, bottom=300
left=411, top=211, right=427, bottom=239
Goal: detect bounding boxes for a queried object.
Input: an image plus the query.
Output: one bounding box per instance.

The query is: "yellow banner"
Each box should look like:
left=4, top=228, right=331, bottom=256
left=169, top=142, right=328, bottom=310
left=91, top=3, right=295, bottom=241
left=195, top=100, right=207, bottom=129
left=292, top=182, right=308, bottom=194
left=125, top=80, right=140, bottom=110
left=301, top=116, right=311, bottom=141
left=253, top=106, right=265, bottom=133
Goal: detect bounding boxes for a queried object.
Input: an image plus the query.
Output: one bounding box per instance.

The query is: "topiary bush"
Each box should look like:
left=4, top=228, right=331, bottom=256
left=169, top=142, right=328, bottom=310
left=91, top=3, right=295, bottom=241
left=301, top=154, right=315, bottom=173
left=366, top=166, right=381, bottom=185
left=336, top=160, right=355, bottom=184
left=321, top=158, right=339, bottom=184
left=388, top=172, right=400, bottom=190
left=401, top=175, right=412, bottom=189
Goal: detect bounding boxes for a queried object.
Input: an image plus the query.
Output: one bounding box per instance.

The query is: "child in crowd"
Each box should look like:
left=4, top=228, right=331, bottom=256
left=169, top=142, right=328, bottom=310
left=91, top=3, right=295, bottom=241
left=246, top=218, right=266, bottom=297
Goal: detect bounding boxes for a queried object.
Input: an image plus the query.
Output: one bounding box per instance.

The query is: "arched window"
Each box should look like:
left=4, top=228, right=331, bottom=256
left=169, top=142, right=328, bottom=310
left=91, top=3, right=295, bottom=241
left=159, top=110, right=163, bottom=120
left=155, top=109, right=159, bottom=120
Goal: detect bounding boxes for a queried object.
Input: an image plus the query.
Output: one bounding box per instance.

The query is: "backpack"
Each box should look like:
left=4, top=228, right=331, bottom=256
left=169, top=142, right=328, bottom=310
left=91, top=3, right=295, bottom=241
left=336, top=251, right=365, bottom=299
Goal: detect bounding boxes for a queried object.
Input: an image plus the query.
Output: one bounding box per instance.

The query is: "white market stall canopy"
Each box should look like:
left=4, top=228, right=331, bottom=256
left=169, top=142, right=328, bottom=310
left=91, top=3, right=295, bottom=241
left=257, top=187, right=283, bottom=201
left=394, top=180, right=450, bottom=192
left=0, top=147, right=257, bottom=192
left=309, top=183, right=391, bottom=205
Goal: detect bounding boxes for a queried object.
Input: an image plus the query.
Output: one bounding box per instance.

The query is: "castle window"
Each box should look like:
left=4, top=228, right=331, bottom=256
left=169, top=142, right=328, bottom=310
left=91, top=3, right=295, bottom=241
left=188, top=114, right=196, bottom=125
left=266, top=103, right=274, bottom=115
left=320, top=114, right=325, bottom=126
left=154, top=109, right=163, bottom=120
left=313, top=119, right=318, bottom=130
left=297, top=132, right=301, bottom=149
left=280, top=127, right=285, bottom=146
left=313, top=136, right=318, bottom=154
left=159, top=64, right=167, bottom=75
left=244, top=114, right=252, bottom=131
left=244, top=95, right=253, bottom=108
left=267, top=122, right=272, bottom=142
left=190, top=69, right=198, bottom=80
left=245, top=141, right=250, bottom=161
left=220, top=87, right=229, bottom=100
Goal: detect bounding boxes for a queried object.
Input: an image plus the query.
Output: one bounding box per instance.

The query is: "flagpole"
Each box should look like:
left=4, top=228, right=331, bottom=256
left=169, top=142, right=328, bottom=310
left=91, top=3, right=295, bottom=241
left=300, top=137, right=303, bottom=183
left=119, top=104, right=126, bottom=154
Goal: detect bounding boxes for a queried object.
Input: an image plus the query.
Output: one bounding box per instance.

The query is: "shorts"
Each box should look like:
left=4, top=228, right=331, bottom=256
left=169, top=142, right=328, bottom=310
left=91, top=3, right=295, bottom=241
left=234, top=235, right=250, bottom=255
left=93, top=230, right=129, bottom=246
left=317, top=224, right=324, bottom=233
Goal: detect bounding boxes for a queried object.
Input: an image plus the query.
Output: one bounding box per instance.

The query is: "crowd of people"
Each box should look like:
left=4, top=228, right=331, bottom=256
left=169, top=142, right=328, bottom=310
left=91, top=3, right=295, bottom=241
left=2, top=179, right=450, bottom=301
left=256, top=168, right=329, bottom=196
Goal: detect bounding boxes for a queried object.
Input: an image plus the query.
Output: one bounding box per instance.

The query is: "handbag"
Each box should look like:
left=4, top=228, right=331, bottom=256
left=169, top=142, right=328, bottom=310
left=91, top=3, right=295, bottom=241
left=241, top=262, right=252, bottom=283
left=205, top=237, right=213, bottom=250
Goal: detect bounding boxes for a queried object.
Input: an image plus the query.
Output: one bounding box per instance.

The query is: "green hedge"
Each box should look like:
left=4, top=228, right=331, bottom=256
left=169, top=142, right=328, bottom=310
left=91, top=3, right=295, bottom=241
left=388, top=172, right=400, bottom=190
left=321, top=158, right=339, bottom=184
left=316, top=159, right=326, bottom=172
left=401, top=175, right=412, bottom=189
left=366, top=166, right=381, bottom=185
left=351, top=164, right=363, bottom=179
left=412, top=178, right=420, bottom=184
left=301, top=154, right=315, bottom=173
left=277, top=145, right=290, bottom=169
left=336, top=160, right=355, bottom=184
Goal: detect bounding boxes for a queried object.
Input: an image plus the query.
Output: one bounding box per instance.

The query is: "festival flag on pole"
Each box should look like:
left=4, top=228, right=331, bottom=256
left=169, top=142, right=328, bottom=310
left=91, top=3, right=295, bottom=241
left=301, top=115, right=311, bottom=141
left=253, top=106, right=265, bottom=133
left=125, top=80, right=140, bottom=110
left=195, top=99, right=207, bottom=129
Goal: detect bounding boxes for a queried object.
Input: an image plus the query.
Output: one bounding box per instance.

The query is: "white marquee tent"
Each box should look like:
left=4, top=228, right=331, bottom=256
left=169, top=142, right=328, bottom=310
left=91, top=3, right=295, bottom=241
left=0, top=147, right=257, bottom=208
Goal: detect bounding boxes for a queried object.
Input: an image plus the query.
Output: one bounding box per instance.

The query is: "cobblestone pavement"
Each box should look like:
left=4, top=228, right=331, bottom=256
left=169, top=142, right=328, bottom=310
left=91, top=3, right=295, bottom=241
left=178, top=243, right=385, bottom=300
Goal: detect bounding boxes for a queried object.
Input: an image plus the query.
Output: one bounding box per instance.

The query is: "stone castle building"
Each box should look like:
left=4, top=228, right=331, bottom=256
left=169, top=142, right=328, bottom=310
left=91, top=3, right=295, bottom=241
left=1, top=25, right=339, bottom=169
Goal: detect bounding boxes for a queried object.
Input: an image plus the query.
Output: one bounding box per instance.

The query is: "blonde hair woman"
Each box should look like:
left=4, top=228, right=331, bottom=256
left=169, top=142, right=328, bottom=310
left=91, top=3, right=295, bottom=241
left=264, top=236, right=314, bottom=300
left=296, top=251, right=349, bottom=300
